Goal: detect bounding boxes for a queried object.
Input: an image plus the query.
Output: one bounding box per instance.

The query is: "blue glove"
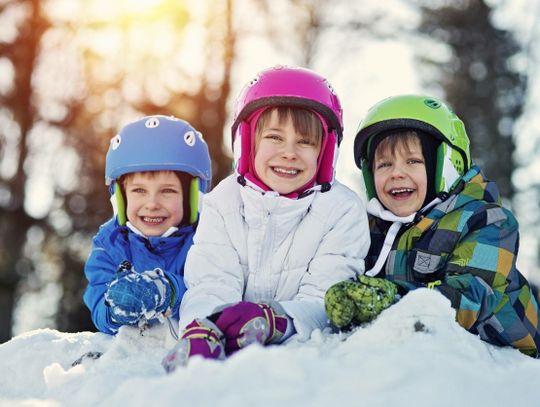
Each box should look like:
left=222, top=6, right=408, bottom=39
left=105, top=264, right=173, bottom=326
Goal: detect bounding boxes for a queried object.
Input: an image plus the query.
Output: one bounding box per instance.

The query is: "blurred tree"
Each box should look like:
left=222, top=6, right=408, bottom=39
left=252, top=0, right=396, bottom=68
left=0, top=0, right=51, bottom=342
left=417, top=0, right=527, bottom=202
left=1, top=0, right=237, bottom=339
left=134, top=0, right=235, bottom=183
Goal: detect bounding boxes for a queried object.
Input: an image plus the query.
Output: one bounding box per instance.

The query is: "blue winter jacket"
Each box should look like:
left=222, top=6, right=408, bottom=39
left=83, top=217, right=195, bottom=334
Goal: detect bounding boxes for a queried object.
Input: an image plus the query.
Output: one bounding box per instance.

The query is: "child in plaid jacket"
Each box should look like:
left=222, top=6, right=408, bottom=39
left=325, top=95, right=540, bottom=357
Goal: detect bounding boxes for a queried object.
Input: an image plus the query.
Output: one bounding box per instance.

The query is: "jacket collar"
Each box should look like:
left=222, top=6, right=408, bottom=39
left=239, top=182, right=315, bottom=224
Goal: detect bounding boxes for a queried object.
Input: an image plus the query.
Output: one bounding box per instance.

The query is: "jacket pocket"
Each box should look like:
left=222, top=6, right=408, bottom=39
left=409, top=250, right=446, bottom=283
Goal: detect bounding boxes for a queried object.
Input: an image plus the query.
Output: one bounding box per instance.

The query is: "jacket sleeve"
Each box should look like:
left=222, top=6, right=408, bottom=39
left=435, top=206, right=539, bottom=355
left=179, top=199, right=245, bottom=330
left=83, top=231, right=122, bottom=335
left=280, top=189, right=370, bottom=340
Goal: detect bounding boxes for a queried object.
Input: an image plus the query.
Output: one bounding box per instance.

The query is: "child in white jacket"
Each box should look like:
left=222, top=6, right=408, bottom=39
left=163, top=66, right=370, bottom=371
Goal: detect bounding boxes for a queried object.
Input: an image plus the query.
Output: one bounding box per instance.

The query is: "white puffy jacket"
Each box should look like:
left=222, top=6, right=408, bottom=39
left=179, top=175, right=370, bottom=340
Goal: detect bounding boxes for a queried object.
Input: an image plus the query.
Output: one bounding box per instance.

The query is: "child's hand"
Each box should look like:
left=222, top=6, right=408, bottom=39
left=325, top=275, right=398, bottom=329
left=104, top=267, right=172, bottom=326
left=162, top=319, right=225, bottom=372
left=209, top=301, right=289, bottom=355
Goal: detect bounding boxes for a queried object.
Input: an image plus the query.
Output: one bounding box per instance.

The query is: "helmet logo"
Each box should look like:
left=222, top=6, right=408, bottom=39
left=184, top=131, right=196, bottom=147
left=424, top=99, right=441, bottom=109
left=145, top=117, right=160, bottom=128
left=110, top=134, right=121, bottom=150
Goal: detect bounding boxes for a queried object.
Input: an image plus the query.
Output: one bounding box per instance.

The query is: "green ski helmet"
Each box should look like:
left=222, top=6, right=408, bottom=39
left=354, top=94, right=471, bottom=199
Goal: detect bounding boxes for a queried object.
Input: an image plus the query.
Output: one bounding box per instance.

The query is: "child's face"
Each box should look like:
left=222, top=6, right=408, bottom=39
left=124, top=171, right=183, bottom=236
left=373, top=136, right=427, bottom=217
left=254, top=110, right=321, bottom=195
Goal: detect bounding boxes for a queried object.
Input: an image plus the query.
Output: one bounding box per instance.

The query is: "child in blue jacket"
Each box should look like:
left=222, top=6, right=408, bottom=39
left=83, top=115, right=211, bottom=334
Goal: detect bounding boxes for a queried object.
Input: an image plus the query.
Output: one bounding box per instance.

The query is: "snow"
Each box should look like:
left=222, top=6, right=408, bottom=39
left=2, top=289, right=539, bottom=406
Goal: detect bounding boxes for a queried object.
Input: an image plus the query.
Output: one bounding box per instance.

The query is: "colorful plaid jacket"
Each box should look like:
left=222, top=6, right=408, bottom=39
left=367, top=166, right=540, bottom=357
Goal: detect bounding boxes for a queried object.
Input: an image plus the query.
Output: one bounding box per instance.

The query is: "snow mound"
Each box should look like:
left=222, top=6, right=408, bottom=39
left=1, top=289, right=539, bottom=406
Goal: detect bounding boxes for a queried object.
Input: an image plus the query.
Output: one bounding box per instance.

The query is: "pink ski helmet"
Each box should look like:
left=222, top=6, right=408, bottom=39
left=231, top=66, right=343, bottom=190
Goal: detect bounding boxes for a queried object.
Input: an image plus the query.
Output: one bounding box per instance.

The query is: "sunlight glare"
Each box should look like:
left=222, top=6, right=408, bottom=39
left=92, top=0, right=165, bottom=16
left=121, top=0, right=163, bottom=12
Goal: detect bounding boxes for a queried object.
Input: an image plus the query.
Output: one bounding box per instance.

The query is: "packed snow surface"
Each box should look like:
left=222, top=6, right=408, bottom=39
left=1, top=289, right=539, bottom=406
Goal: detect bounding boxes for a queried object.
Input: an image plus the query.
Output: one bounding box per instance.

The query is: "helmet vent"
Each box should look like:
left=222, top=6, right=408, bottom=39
left=424, top=99, right=441, bottom=109
left=110, top=134, right=121, bottom=151
left=184, top=131, right=196, bottom=146
left=145, top=117, right=160, bottom=128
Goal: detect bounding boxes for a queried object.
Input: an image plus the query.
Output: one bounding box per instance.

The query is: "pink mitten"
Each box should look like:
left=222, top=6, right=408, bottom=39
left=162, top=319, right=225, bottom=373
left=211, top=301, right=288, bottom=355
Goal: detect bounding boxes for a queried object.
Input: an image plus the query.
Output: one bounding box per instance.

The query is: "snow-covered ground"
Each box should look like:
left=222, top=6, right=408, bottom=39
left=2, top=289, right=539, bottom=407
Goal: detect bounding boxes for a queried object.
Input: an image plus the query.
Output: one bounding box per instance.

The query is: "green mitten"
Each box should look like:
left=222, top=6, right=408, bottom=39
left=325, top=275, right=398, bottom=329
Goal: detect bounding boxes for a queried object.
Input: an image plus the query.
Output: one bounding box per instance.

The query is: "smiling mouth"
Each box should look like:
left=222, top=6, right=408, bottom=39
left=272, top=166, right=301, bottom=176
left=389, top=188, right=415, bottom=198
left=141, top=216, right=165, bottom=224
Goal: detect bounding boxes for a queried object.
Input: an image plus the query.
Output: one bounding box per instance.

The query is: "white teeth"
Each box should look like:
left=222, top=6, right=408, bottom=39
left=143, top=217, right=164, bottom=223
left=273, top=167, right=299, bottom=175
left=391, top=188, right=414, bottom=195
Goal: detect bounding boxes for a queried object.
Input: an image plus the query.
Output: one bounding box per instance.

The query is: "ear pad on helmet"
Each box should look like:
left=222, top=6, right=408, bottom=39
left=189, top=177, right=199, bottom=224
left=114, top=182, right=127, bottom=226
left=434, top=143, right=445, bottom=195
left=434, top=142, right=464, bottom=194
left=317, top=131, right=336, bottom=185
left=235, top=122, right=253, bottom=176
left=361, top=159, right=376, bottom=200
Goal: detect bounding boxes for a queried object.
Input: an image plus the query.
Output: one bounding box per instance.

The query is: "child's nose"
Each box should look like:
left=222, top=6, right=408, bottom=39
left=280, top=142, right=298, bottom=159
left=145, top=196, right=161, bottom=209
left=391, top=164, right=406, bottom=178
